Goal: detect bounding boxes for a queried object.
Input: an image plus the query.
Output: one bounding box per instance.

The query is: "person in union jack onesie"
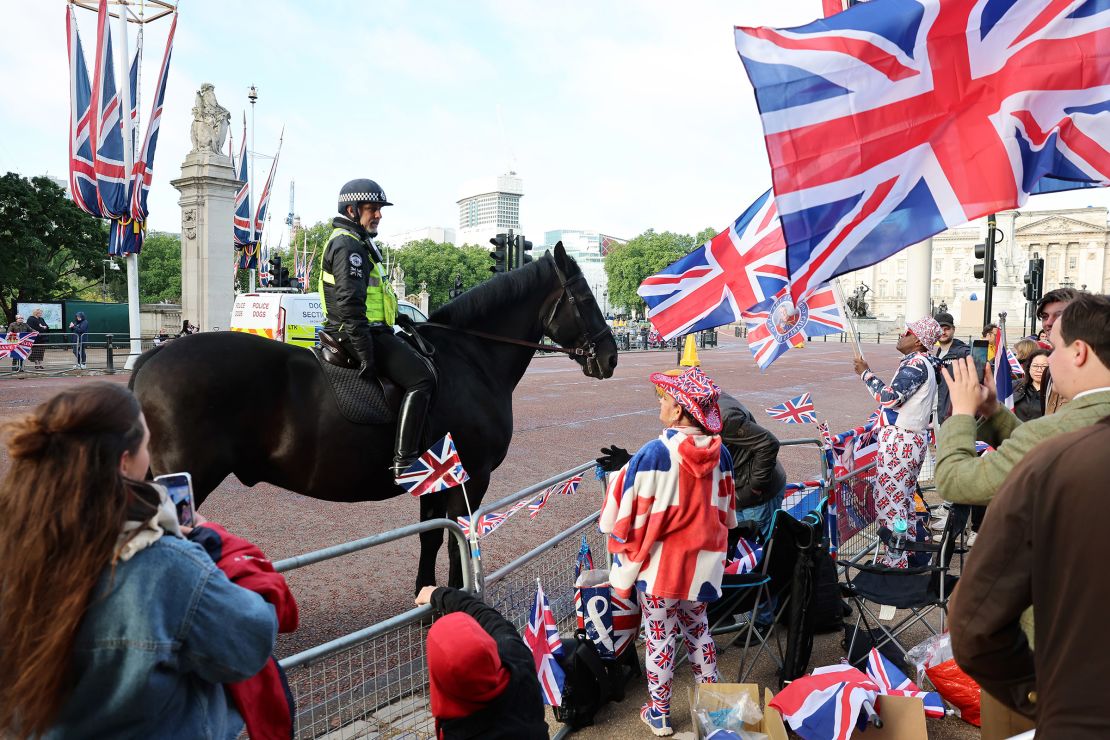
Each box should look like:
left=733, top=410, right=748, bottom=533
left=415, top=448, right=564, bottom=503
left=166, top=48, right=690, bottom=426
left=598, top=366, right=736, bottom=737
left=853, top=316, right=941, bottom=568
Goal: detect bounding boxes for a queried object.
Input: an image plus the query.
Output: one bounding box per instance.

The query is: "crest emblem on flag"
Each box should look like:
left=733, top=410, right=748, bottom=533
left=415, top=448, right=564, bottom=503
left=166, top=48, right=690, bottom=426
left=524, top=580, right=565, bottom=706
left=742, top=283, right=847, bottom=370
left=0, top=332, right=39, bottom=361
left=396, top=432, right=469, bottom=497
left=765, top=393, right=817, bottom=424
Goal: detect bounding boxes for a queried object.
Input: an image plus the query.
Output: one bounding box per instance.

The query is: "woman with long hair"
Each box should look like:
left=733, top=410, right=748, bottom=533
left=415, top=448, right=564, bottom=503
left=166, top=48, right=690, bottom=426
left=0, top=382, right=278, bottom=738
left=1013, top=349, right=1050, bottom=422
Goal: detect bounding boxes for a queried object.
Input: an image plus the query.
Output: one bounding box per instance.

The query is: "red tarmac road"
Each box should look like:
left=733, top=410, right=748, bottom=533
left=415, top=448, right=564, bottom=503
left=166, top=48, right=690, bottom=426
left=0, top=336, right=905, bottom=657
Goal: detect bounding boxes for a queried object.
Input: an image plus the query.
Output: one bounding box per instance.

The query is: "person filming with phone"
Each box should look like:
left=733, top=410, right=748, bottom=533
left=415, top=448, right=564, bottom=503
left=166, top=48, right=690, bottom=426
left=0, top=382, right=293, bottom=739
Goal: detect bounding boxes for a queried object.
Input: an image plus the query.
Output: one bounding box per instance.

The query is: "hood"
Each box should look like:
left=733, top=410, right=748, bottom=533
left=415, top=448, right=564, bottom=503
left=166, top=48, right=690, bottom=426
left=666, top=428, right=723, bottom=479
left=427, top=612, right=510, bottom=719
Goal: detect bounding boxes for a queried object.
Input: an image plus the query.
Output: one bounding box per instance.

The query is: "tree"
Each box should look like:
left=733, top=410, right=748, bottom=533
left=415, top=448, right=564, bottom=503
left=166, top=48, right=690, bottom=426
left=391, top=239, right=494, bottom=311
left=138, top=231, right=182, bottom=303
left=603, top=229, right=694, bottom=316
left=0, top=173, right=109, bottom=322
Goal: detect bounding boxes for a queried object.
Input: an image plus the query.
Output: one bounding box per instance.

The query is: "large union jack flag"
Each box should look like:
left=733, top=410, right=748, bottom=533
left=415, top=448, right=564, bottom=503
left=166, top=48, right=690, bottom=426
left=741, top=283, right=848, bottom=370
left=396, top=432, right=469, bottom=497
left=524, top=580, right=565, bottom=706
left=1, top=332, right=39, bottom=361
left=770, top=664, right=879, bottom=740
left=637, top=189, right=788, bottom=340
left=736, top=0, right=1110, bottom=301
left=129, top=12, right=175, bottom=224
left=232, top=113, right=254, bottom=252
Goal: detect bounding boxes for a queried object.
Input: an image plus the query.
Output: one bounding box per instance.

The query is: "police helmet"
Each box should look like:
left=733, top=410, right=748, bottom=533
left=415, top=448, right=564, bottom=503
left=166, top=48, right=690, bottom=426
left=337, top=178, right=392, bottom=216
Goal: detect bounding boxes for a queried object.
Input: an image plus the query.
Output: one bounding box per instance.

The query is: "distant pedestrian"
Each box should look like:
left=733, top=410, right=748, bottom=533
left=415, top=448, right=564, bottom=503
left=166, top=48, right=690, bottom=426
left=27, top=309, right=48, bottom=370
left=7, top=315, right=31, bottom=372
left=68, top=312, right=89, bottom=369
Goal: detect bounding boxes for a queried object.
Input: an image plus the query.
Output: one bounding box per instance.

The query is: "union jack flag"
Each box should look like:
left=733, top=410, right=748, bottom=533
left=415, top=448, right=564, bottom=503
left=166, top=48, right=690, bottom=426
left=396, top=432, right=469, bottom=497
left=994, top=324, right=1015, bottom=410
left=524, top=580, right=565, bottom=706
left=67, top=5, right=99, bottom=217
left=724, top=537, right=763, bottom=575
left=90, top=2, right=130, bottom=221
left=770, top=663, right=879, bottom=740
left=254, top=134, right=282, bottom=237
left=0, top=332, right=39, bottom=361
left=742, top=283, right=848, bottom=370
left=1006, top=347, right=1024, bottom=377
left=866, top=648, right=946, bottom=719
left=765, top=393, right=817, bottom=424
left=128, top=11, right=174, bottom=225
left=232, top=113, right=254, bottom=250
left=457, top=497, right=530, bottom=538
left=637, top=190, right=788, bottom=341
left=528, top=473, right=583, bottom=520
left=735, top=0, right=1110, bottom=302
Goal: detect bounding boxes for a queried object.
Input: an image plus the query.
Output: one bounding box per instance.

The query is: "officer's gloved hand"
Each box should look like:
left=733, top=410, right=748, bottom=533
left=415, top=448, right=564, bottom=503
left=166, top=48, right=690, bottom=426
left=349, top=333, right=375, bottom=379
left=596, top=445, right=631, bottom=472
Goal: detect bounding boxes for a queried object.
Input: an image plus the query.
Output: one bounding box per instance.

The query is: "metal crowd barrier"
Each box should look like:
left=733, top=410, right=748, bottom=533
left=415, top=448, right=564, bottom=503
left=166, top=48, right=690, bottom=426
left=0, top=333, right=155, bottom=377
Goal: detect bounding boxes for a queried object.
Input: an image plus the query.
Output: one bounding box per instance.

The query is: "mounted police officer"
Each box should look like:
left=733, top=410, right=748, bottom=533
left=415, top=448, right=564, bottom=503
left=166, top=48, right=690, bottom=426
left=320, top=178, right=435, bottom=479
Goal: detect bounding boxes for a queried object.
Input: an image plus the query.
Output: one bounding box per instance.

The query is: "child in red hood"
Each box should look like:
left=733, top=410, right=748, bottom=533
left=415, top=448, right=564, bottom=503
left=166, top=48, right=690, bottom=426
left=416, top=586, right=547, bottom=739
left=598, top=366, right=737, bottom=736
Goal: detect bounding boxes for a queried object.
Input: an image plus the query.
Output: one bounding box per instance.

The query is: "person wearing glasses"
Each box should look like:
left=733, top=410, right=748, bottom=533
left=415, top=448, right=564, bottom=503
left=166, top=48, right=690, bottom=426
left=1013, top=350, right=1050, bottom=422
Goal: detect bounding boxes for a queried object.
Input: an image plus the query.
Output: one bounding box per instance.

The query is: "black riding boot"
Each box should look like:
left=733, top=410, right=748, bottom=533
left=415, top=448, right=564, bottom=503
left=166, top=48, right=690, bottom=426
left=392, top=389, right=431, bottom=479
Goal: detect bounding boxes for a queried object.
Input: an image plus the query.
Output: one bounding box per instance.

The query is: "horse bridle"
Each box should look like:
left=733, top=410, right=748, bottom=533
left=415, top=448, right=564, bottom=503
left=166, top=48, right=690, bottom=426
left=422, top=258, right=612, bottom=361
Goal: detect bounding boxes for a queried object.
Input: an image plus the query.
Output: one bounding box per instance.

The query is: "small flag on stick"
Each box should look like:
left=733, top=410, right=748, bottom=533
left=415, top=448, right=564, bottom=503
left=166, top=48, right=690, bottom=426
left=524, top=579, right=565, bottom=706
left=396, top=432, right=469, bottom=497
left=765, top=393, right=817, bottom=424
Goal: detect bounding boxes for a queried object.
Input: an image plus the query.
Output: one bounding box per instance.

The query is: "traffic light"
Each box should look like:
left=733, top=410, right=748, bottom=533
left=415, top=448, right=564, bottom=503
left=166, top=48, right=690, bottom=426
left=1023, top=257, right=1045, bottom=303
left=973, top=242, right=997, bottom=286
left=515, top=234, right=533, bottom=268
left=489, top=234, right=509, bottom=274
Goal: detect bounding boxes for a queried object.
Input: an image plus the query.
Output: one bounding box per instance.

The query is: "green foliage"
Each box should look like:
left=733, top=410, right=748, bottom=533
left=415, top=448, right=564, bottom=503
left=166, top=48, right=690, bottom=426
left=603, top=229, right=696, bottom=316
left=391, top=239, right=495, bottom=311
left=138, top=231, right=182, bottom=303
left=0, top=173, right=109, bottom=323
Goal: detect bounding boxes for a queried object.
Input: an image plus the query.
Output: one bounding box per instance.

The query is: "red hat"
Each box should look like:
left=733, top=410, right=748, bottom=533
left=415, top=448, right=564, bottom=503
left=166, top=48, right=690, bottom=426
left=427, top=612, right=510, bottom=719
left=649, top=366, right=723, bottom=433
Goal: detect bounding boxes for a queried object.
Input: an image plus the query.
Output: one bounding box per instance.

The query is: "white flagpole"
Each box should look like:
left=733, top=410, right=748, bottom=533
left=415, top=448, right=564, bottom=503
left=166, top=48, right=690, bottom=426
left=833, top=278, right=866, bottom=361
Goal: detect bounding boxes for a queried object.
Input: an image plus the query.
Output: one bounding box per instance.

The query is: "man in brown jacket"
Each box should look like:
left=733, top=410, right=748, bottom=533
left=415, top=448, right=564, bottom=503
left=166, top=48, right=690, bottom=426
left=949, top=415, right=1110, bottom=738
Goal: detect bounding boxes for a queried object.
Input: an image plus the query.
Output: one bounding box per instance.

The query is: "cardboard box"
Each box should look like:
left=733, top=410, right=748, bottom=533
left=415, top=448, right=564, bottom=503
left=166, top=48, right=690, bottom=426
left=688, top=683, right=787, bottom=740
left=864, top=694, right=928, bottom=739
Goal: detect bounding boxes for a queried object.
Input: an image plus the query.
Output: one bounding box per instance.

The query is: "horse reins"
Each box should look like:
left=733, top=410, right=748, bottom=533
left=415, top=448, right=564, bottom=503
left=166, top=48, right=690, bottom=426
left=420, top=259, right=612, bottom=360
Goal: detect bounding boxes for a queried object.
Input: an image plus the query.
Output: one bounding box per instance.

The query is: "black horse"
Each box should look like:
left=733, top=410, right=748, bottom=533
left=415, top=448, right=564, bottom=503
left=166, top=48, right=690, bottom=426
left=130, top=244, right=618, bottom=589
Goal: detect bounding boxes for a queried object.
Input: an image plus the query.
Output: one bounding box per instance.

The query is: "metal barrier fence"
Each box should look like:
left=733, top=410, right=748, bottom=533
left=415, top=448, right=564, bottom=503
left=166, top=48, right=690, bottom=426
left=0, top=333, right=157, bottom=376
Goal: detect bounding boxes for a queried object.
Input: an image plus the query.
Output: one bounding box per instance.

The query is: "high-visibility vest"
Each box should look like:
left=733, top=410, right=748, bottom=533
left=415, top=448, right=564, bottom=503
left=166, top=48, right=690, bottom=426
left=319, top=227, right=398, bottom=326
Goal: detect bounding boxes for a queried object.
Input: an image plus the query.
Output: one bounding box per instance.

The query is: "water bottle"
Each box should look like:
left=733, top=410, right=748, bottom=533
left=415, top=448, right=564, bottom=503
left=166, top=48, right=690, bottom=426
left=890, top=517, right=909, bottom=553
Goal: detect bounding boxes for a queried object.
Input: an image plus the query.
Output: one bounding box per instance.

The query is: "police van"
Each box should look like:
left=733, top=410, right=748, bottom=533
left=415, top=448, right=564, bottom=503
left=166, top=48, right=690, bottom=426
left=230, top=291, right=427, bottom=349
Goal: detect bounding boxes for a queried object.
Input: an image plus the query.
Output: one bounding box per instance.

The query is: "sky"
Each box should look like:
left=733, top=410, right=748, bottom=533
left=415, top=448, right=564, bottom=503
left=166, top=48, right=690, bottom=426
left=2, top=0, right=1106, bottom=247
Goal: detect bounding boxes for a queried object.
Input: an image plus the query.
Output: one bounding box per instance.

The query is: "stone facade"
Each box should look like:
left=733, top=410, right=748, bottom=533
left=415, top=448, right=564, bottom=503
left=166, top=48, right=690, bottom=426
left=840, top=207, right=1109, bottom=336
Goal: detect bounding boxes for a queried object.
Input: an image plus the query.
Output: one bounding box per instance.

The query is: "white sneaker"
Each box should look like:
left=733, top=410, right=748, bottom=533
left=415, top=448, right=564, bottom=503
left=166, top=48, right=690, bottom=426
left=930, top=513, right=948, bottom=532
left=966, top=531, right=978, bottom=547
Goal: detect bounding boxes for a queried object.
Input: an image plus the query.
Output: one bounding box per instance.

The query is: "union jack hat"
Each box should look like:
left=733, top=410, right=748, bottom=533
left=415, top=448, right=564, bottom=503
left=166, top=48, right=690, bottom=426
left=649, top=366, right=723, bottom=433
left=906, top=315, right=942, bottom=349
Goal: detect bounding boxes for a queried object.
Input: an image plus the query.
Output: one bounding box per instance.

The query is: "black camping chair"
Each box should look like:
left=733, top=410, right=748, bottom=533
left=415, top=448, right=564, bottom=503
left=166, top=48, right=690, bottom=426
left=839, top=503, right=970, bottom=667
left=707, top=506, right=821, bottom=682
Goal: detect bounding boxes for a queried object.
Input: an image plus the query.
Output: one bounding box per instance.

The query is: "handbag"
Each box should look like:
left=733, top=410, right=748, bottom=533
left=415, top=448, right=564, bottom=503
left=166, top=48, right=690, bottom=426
left=573, top=569, right=641, bottom=660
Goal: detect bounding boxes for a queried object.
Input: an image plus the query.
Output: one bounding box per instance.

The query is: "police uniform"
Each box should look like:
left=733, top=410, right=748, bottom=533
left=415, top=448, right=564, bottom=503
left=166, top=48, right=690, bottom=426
left=320, top=179, right=435, bottom=478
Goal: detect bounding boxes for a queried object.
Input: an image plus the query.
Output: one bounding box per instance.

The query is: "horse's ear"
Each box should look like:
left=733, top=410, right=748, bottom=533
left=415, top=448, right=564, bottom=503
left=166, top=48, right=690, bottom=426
left=554, top=241, right=567, bottom=268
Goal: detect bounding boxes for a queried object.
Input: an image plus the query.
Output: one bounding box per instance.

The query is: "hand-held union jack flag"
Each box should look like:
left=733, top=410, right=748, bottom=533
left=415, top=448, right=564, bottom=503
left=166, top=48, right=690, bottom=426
left=766, top=393, right=817, bottom=424
left=736, top=0, right=1110, bottom=301
left=1, top=333, right=39, bottom=361
left=742, top=283, right=848, bottom=370
left=396, top=432, right=470, bottom=497
left=524, top=580, right=565, bottom=706
left=637, top=189, right=788, bottom=341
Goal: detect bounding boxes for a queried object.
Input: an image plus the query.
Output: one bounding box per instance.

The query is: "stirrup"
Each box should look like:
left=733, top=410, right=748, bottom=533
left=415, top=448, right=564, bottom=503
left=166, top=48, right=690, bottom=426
left=392, top=456, right=417, bottom=481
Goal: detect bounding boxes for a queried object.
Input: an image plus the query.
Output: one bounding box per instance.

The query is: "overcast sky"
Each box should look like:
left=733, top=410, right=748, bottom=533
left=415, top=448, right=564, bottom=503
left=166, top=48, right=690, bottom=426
left=3, top=0, right=1105, bottom=246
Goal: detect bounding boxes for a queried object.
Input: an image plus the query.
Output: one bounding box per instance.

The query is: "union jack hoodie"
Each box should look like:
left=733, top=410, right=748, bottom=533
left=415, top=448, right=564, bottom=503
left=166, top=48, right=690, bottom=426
left=600, top=427, right=737, bottom=602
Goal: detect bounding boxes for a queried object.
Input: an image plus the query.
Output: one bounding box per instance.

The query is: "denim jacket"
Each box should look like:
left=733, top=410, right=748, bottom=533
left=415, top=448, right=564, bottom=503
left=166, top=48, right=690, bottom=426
left=45, top=534, right=278, bottom=739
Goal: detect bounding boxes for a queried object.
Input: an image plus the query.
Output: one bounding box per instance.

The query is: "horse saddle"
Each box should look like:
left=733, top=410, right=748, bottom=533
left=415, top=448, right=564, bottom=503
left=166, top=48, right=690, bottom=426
left=312, top=328, right=436, bottom=426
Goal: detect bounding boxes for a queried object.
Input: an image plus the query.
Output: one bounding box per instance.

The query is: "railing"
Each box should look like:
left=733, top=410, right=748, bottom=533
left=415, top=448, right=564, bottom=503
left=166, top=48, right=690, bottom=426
left=0, top=333, right=158, bottom=376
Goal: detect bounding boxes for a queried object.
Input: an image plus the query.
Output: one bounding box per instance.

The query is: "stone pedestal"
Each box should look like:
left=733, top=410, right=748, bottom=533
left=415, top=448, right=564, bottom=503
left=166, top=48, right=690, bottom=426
left=171, top=150, right=239, bottom=332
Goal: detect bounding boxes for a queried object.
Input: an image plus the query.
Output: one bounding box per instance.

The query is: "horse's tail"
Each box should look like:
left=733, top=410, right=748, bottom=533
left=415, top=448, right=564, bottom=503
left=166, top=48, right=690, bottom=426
left=128, top=343, right=168, bottom=391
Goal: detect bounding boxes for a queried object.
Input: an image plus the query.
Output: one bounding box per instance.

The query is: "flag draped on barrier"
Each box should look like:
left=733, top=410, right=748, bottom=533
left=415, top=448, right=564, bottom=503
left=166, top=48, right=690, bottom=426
left=66, top=1, right=177, bottom=256
left=528, top=474, right=582, bottom=520
left=735, top=0, right=1110, bottom=301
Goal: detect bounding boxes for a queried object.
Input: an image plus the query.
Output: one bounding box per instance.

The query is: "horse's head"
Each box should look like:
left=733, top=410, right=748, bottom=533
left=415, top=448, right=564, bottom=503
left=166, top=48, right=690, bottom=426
left=542, top=243, right=618, bottom=379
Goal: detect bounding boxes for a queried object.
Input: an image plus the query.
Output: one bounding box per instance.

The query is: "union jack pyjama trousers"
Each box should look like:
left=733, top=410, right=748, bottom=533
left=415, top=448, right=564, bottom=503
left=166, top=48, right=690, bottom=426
left=640, top=593, right=719, bottom=715
left=874, top=425, right=928, bottom=568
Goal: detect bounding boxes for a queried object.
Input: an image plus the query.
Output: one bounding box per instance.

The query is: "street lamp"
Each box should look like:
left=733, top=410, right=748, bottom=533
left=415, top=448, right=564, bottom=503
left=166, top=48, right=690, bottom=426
left=102, top=259, right=121, bottom=300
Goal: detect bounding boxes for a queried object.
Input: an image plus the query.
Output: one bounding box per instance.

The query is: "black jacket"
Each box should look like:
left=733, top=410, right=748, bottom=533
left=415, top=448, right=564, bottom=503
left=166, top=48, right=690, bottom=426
left=321, top=215, right=383, bottom=338
left=934, top=338, right=971, bottom=423
left=718, top=393, right=786, bottom=508
left=27, top=315, right=48, bottom=333
left=429, top=588, right=548, bottom=739
left=1013, top=382, right=1044, bottom=422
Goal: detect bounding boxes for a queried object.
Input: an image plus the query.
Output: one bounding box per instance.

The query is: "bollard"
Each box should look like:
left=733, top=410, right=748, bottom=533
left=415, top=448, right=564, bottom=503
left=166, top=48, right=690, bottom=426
left=105, top=334, right=114, bottom=372
left=735, top=326, right=741, bottom=338
left=877, top=332, right=881, bottom=344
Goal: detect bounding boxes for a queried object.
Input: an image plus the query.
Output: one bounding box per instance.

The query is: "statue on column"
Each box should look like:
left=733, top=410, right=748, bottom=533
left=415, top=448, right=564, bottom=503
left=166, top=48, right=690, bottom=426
left=189, top=83, right=230, bottom=155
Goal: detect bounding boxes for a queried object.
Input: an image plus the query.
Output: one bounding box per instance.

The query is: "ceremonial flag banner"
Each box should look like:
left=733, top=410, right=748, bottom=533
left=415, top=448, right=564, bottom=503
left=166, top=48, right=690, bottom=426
left=637, top=190, right=788, bottom=340
left=396, top=433, right=469, bottom=497
left=766, top=393, right=817, bottom=424
left=524, top=580, right=565, bottom=706
left=742, top=283, right=848, bottom=370
left=0, top=332, right=39, bottom=361
left=735, top=1, right=1110, bottom=301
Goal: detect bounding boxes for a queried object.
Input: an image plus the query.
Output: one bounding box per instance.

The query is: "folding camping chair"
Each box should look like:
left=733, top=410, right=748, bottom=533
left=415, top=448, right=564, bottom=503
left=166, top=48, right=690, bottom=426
left=708, top=506, right=822, bottom=682
left=838, top=503, right=970, bottom=667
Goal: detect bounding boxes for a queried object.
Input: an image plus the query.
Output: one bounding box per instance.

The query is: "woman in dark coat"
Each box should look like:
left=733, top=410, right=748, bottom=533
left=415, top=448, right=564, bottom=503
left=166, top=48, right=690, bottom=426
left=27, top=309, right=49, bottom=369
left=1013, top=349, right=1049, bottom=422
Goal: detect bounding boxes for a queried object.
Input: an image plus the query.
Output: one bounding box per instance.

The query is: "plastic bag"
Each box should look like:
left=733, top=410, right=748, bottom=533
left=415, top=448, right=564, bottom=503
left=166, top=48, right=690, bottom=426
left=906, top=632, right=954, bottom=685
left=926, top=659, right=981, bottom=727
left=694, top=686, right=763, bottom=736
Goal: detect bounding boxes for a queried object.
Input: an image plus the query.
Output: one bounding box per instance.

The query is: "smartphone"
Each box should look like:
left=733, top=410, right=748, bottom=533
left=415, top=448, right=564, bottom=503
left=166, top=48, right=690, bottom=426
left=970, top=340, right=990, bottom=382
left=154, top=472, right=195, bottom=527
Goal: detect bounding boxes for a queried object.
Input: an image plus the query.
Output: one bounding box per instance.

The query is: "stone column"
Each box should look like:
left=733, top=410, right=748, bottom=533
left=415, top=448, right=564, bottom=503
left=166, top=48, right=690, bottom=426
left=905, top=237, right=933, bottom=320
left=170, top=85, right=238, bottom=332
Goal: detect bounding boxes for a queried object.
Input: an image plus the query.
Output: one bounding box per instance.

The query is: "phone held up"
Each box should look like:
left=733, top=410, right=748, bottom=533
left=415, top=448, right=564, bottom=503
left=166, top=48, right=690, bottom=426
left=970, top=340, right=990, bottom=382
left=154, top=472, right=195, bottom=527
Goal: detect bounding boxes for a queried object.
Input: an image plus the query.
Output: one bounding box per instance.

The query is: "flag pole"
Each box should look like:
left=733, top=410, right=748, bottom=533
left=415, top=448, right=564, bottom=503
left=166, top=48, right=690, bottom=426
left=833, top=278, right=866, bottom=360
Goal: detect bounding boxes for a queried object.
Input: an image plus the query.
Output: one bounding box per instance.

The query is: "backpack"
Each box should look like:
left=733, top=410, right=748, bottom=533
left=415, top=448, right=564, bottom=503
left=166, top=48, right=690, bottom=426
left=553, top=631, right=639, bottom=729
